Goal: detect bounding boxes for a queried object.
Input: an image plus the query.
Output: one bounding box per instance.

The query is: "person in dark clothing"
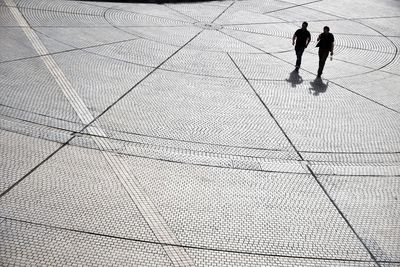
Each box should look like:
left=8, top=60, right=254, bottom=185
left=316, top=26, right=334, bottom=78
left=292, top=22, right=311, bottom=71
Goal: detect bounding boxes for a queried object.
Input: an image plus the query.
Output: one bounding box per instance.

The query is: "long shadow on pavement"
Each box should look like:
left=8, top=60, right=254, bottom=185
left=286, top=70, right=304, bottom=88
left=309, top=78, right=329, bottom=96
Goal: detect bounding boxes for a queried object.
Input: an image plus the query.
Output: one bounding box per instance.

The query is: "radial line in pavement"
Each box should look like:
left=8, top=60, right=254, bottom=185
left=4, top=0, right=194, bottom=265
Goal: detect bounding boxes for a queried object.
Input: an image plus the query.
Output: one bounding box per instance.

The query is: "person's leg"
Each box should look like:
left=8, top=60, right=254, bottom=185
left=317, top=49, right=329, bottom=76
left=295, top=47, right=304, bottom=69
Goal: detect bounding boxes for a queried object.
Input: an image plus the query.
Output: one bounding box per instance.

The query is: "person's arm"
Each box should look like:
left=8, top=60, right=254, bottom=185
left=305, top=32, right=311, bottom=47
left=292, top=34, right=296, bottom=46
left=330, top=35, right=335, bottom=55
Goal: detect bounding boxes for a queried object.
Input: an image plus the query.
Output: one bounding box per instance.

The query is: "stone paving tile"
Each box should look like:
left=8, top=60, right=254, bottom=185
left=0, top=219, right=173, bottom=267
left=49, top=50, right=154, bottom=117
left=18, top=1, right=109, bottom=27
left=0, top=3, right=20, bottom=26
left=310, top=0, right=400, bottom=19
left=17, top=0, right=107, bottom=16
left=85, top=38, right=177, bottom=67
left=97, top=70, right=295, bottom=151
left=0, top=145, right=158, bottom=242
left=309, top=162, right=400, bottom=176
left=319, top=175, right=400, bottom=262
left=227, top=0, right=292, bottom=16
left=101, top=127, right=300, bottom=160
left=113, top=2, right=198, bottom=23
left=0, top=129, right=61, bottom=193
left=231, top=158, right=262, bottom=170
left=223, top=22, right=296, bottom=40
left=380, top=37, right=400, bottom=75
left=120, top=156, right=372, bottom=261
left=308, top=20, right=381, bottom=37
left=334, top=73, right=400, bottom=112
left=68, top=133, right=305, bottom=173
left=118, top=140, right=237, bottom=169
left=123, top=26, right=202, bottom=47
left=221, top=27, right=294, bottom=54
left=380, top=263, right=400, bottom=267
left=271, top=5, right=339, bottom=22
left=0, top=115, right=72, bottom=145
left=183, top=29, right=253, bottom=53
left=1, top=0, right=400, bottom=265
left=33, top=26, right=139, bottom=50
left=333, top=34, right=394, bottom=54
left=0, top=104, right=85, bottom=133
left=187, top=248, right=378, bottom=267
left=251, top=80, right=400, bottom=153
left=163, top=2, right=228, bottom=23
left=214, top=6, right=283, bottom=25
left=228, top=52, right=314, bottom=80
left=333, top=47, right=395, bottom=72
left=258, top=158, right=306, bottom=173
left=301, top=152, right=400, bottom=165
left=25, top=28, right=74, bottom=55
left=357, top=17, right=400, bottom=37
left=161, top=48, right=243, bottom=78
left=0, top=57, right=82, bottom=123
left=0, top=27, right=38, bottom=62
left=105, top=6, right=193, bottom=27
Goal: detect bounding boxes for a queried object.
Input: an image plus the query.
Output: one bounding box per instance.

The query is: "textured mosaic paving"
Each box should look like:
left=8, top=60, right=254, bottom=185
left=1, top=0, right=399, bottom=266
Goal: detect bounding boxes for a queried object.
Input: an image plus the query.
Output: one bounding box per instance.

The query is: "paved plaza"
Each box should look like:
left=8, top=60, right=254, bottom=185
left=1, top=0, right=400, bottom=266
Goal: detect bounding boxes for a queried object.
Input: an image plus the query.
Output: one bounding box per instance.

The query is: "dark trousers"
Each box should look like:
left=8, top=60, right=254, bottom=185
left=318, top=49, right=330, bottom=76
left=295, top=46, right=305, bottom=68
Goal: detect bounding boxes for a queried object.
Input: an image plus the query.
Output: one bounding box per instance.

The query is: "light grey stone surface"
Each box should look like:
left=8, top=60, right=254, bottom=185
left=187, top=249, right=378, bottom=267
left=0, top=27, right=38, bottom=62
left=49, top=50, right=154, bottom=116
left=319, top=175, right=400, bottom=262
left=0, top=145, right=158, bottom=241
left=0, top=129, right=61, bottom=192
left=97, top=70, right=296, bottom=151
left=118, top=156, right=372, bottom=260
left=0, top=57, right=83, bottom=123
left=0, top=219, right=173, bottom=267
left=252, top=79, right=400, bottom=152
left=0, top=0, right=399, bottom=266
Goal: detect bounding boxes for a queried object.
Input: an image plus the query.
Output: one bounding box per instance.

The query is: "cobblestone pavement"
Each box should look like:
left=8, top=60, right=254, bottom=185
left=1, top=0, right=399, bottom=266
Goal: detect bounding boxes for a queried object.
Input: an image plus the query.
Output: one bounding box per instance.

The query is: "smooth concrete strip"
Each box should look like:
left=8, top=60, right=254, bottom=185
left=4, top=1, right=194, bottom=265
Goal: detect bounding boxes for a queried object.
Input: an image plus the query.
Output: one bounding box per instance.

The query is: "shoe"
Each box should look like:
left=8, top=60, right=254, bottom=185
left=316, top=74, right=321, bottom=78
left=295, top=66, right=299, bottom=71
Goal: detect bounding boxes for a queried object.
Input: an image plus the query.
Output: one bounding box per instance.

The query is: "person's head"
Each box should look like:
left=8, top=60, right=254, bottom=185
left=323, top=26, right=330, bottom=33
left=302, top=22, right=308, bottom=29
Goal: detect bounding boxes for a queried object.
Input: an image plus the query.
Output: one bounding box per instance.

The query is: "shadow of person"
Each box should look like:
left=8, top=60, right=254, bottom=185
left=309, top=78, right=329, bottom=96
left=285, top=70, right=303, bottom=88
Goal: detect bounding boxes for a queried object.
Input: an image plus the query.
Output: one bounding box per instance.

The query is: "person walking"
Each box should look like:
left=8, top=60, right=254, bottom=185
left=316, top=26, right=334, bottom=78
left=292, top=22, right=311, bottom=71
